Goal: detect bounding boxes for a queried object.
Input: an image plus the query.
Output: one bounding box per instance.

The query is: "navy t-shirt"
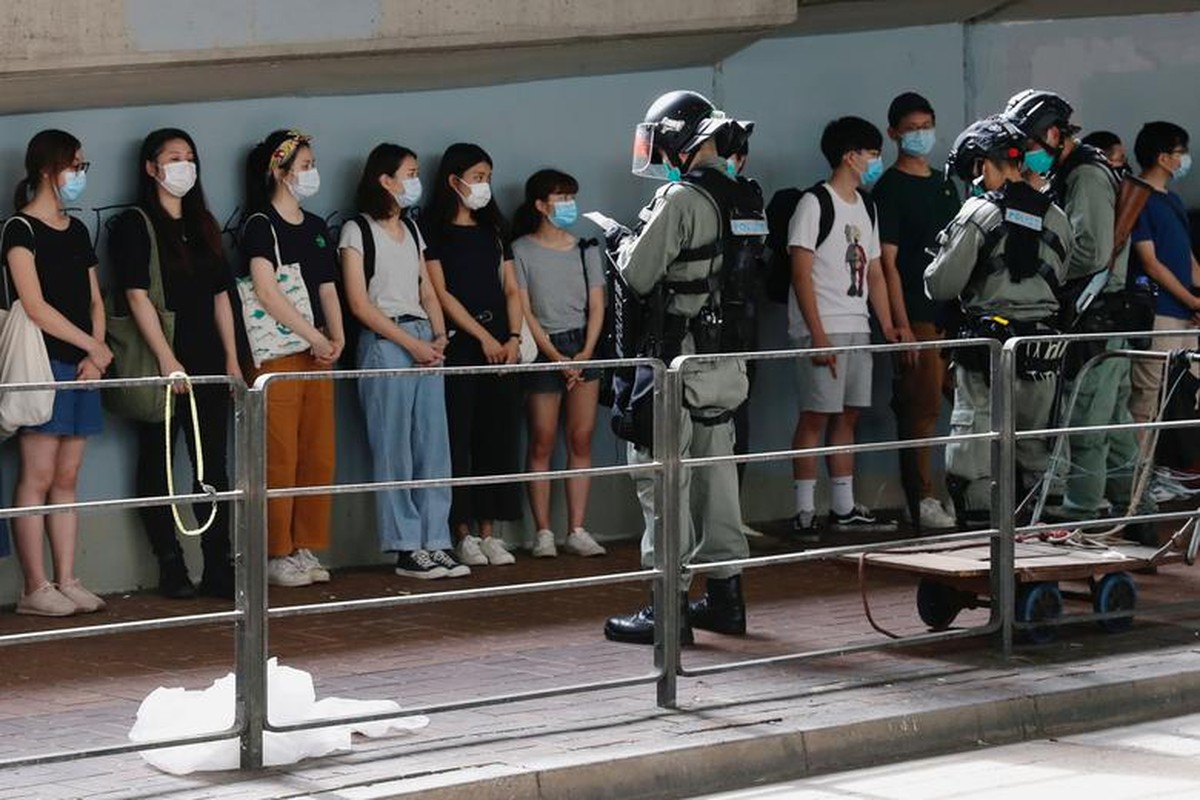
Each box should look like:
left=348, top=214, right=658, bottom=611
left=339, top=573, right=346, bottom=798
left=238, top=207, right=336, bottom=327
left=1131, top=189, right=1194, bottom=320
left=1, top=213, right=97, bottom=363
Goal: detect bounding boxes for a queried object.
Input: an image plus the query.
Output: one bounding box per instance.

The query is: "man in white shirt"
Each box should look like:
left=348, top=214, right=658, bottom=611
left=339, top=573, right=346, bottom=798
left=788, top=116, right=898, bottom=540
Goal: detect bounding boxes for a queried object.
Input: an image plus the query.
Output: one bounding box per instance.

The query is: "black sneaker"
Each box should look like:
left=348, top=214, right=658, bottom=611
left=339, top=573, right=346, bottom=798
left=790, top=511, right=820, bottom=543
left=428, top=549, right=471, bottom=578
left=395, top=550, right=449, bottom=579
left=830, top=504, right=898, bottom=532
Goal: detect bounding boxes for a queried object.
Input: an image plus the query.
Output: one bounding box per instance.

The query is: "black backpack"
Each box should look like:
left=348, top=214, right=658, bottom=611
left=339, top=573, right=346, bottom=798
left=337, top=213, right=421, bottom=368
left=763, top=182, right=876, bottom=303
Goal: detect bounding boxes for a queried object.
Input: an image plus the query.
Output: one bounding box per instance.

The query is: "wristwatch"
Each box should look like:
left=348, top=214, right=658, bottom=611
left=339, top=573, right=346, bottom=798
left=507, top=332, right=521, bottom=340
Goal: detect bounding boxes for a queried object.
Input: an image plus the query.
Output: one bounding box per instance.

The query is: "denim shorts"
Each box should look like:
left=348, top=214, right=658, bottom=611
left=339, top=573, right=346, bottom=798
left=524, top=327, right=601, bottom=394
left=27, top=359, right=103, bottom=437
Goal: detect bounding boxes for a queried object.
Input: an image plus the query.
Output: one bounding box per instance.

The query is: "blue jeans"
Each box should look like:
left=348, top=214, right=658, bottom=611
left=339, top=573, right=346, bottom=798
left=357, top=320, right=452, bottom=552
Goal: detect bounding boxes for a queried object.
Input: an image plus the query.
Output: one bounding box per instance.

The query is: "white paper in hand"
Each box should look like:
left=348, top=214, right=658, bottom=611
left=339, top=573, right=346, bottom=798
left=582, top=210, right=620, bottom=231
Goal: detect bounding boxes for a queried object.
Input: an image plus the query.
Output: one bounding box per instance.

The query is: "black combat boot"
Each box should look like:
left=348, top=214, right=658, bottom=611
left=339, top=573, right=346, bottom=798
left=603, top=593, right=693, bottom=646
left=688, top=575, right=747, bottom=636
left=157, top=551, right=196, bottom=599
left=198, top=532, right=235, bottom=600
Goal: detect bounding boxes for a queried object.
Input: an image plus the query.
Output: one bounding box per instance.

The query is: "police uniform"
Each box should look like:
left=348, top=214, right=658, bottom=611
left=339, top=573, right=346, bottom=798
left=615, top=155, right=751, bottom=584
left=1051, top=151, right=1138, bottom=518
left=924, top=185, right=1073, bottom=521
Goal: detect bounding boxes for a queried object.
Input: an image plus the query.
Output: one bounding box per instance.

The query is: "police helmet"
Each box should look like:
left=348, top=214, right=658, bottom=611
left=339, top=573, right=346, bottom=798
left=632, top=90, right=754, bottom=178
left=946, top=115, right=1027, bottom=183
left=1003, top=89, right=1078, bottom=141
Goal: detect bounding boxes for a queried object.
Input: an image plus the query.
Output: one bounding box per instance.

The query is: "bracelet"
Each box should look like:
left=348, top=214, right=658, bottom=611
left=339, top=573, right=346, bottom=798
left=507, top=332, right=521, bottom=341
left=433, top=332, right=448, bottom=340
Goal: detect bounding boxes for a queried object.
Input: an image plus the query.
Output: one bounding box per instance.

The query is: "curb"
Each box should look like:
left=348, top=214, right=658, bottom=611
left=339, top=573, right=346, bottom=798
left=351, top=666, right=1200, bottom=799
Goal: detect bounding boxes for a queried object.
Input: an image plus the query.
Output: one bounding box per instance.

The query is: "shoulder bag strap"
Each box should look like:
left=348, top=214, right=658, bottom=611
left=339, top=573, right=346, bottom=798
left=247, top=211, right=283, bottom=272
left=1, top=215, right=36, bottom=310
left=132, top=207, right=167, bottom=313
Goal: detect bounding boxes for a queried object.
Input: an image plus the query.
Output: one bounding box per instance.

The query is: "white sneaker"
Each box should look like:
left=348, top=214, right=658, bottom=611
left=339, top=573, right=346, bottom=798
left=916, top=497, right=957, bottom=529
left=480, top=536, right=516, bottom=565
left=268, top=555, right=313, bottom=587
left=562, top=528, right=606, bottom=557
left=456, top=535, right=488, bottom=567
left=295, top=548, right=331, bottom=583
left=531, top=529, right=557, bottom=558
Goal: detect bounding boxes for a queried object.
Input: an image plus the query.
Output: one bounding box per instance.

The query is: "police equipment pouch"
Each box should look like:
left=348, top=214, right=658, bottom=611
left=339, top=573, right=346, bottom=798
left=955, top=314, right=1065, bottom=382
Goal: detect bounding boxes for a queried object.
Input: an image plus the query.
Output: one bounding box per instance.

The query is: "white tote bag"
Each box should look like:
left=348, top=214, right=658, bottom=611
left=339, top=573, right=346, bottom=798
left=236, top=213, right=316, bottom=368
left=497, top=257, right=537, bottom=364
left=0, top=217, right=55, bottom=437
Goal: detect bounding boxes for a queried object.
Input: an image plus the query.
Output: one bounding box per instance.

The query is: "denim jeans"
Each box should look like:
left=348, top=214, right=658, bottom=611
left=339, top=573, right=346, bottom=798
left=357, top=319, right=452, bottom=552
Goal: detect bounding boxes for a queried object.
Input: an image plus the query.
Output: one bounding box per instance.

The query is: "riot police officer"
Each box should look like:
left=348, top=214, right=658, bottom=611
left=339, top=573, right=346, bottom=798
left=924, top=116, right=1074, bottom=527
left=1004, top=90, right=1147, bottom=529
left=602, top=90, right=760, bottom=645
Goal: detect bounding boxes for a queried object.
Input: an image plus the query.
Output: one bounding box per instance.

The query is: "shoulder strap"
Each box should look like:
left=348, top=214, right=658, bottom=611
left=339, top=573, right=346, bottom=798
left=810, top=183, right=835, bottom=249
left=675, top=170, right=725, bottom=264
left=246, top=211, right=283, bottom=272
left=355, top=213, right=377, bottom=284
left=855, top=187, right=877, bottom=228
left=131, top=207, right=167, bottom=314
left=578, top=237, right=596, bottom=319
left=1, top=215, right=36, bottom=309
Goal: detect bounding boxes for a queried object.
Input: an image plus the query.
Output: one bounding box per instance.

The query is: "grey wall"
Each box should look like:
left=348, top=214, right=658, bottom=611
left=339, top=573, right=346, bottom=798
left=2, top=10, right=1199, bottom=600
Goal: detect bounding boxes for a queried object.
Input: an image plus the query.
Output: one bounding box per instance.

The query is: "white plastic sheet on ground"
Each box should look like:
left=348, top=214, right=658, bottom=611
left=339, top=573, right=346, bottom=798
left=128, top=658, right=429, bottom=774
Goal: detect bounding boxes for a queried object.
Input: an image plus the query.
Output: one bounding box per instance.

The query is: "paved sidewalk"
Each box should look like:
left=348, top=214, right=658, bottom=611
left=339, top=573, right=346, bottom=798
left=2, top=529, right=1200, bottom=799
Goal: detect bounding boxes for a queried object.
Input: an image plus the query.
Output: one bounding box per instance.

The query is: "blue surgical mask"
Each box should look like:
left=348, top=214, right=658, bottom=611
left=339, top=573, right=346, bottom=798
left=549, top=199, right=578, bottom=228
left=1024, top=148, right=1055, bottom=176
left=58, top=169, right=86, bottom=203
left=724, top=158, right=739, bottom=178
left=664, top=164, right=682, bottom=183
left=970, top=176, right=986, bottom=198
left=1172, top=153, right=1192, bottom=181
left=900, top=129, right=937, bottom=157
left=862, top=156, right=884, bottom=185
left=394, top=177, right=422, bottom=208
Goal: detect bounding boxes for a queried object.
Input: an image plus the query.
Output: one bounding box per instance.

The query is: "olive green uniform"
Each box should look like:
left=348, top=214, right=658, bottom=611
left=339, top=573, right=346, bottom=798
left=616, top=158, right=750, bottom=583
left=924, top=191, right=1073, bottom=517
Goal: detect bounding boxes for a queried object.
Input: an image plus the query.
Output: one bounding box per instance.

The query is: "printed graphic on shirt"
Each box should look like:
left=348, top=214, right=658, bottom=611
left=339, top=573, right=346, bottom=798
left=844, top=224, right=866, bottom=297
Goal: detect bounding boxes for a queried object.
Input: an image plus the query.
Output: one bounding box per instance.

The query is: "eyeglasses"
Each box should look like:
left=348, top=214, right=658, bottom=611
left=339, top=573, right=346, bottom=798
left=71, top=162, right=91, bottom=174
left=1169, top=148, right=1189, bottom=156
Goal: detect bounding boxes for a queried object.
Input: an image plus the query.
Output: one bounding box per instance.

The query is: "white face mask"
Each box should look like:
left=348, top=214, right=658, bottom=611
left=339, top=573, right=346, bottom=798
left=288, top=167, right=321, bottom=200
left=394, top=176, right=422, bottom=208
left=158, top=160, right=197, bottom=198
left=457, top=179, right=491, bottom=210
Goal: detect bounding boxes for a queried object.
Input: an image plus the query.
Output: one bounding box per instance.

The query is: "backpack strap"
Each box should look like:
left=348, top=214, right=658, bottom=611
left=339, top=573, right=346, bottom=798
left=354, top=213, right=377, bottom=285
left=809, top=183, right=835, bottom=250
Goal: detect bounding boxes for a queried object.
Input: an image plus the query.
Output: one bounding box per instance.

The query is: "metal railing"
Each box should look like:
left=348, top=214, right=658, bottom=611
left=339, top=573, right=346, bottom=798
left=4, top=330, right=1200, bottom=770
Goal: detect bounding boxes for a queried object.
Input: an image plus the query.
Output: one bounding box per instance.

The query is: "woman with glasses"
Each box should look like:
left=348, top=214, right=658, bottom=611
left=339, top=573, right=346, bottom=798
left=4, top=130, right=111, bottom=616
left=108, top=128, right=241, bottom=600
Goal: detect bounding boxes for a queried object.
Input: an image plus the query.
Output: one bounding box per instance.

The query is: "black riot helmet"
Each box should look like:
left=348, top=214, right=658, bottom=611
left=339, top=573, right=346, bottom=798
left=945, top=115, right=1027, bottom=183
left=631, top=90, right=754, bottom=180
left=1003, top=89, right=1080, bottom=143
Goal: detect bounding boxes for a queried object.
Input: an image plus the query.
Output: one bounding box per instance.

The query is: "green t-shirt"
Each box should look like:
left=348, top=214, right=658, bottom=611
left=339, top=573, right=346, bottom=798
left=872, top=166, right=961, bottom=324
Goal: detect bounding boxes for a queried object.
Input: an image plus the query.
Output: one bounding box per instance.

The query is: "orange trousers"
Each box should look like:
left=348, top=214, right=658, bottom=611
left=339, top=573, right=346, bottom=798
left=254, top=352, right=335, bottom=558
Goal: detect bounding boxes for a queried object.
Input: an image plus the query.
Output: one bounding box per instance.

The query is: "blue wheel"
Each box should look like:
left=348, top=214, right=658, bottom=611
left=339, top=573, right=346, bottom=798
left=1093, top=572, right=1137, bottom=633
left=1017, top=582, right=1062, bottom=644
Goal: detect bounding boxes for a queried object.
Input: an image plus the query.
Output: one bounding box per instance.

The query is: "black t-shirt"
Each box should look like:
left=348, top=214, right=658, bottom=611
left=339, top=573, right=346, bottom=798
left=1, top=213, right=97, bottom=363
left=238, top=206, right=336, bottom=328
left=424, top=222, right=512, bottom=334
left=109, top=208, right=232, bottom=375
left=872, top=166, right=962, bottom=324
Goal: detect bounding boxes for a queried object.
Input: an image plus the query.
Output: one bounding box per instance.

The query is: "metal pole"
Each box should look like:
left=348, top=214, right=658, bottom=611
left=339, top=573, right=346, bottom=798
left=655, top=364, right=682, bottom=709
left=993, top=342, right=1017, bottom=659
left=236, top=385, right=268, bottom=770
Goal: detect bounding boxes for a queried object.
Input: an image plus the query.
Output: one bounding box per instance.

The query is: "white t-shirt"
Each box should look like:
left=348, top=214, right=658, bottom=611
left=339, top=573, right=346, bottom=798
left=338, top=216, right=427, bottom=320
left=785, top=183, right=880, bottom=338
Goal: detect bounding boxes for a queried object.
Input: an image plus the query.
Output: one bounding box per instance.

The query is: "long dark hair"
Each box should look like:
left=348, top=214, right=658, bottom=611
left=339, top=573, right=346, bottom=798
left=137, top=128, right=223, bottom=271
left=355, top=143, right=417, bottom=221
left=242, top=129, right=310, bottom=218
left=13, top=129, right=80, bottom=210
left=511, top=169, right=579, bottom=240
left=426, top=142, right=506, bottom=240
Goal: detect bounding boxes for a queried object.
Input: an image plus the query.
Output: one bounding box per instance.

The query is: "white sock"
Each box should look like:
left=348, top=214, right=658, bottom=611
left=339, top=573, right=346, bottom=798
left=794, top=479, right=816, bottom=514
left=831, top=476, right=854, bottom=516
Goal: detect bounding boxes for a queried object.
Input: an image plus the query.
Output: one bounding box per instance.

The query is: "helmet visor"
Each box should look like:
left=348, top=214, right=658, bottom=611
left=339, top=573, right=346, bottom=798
left=631, top=122, right=661, bottom=177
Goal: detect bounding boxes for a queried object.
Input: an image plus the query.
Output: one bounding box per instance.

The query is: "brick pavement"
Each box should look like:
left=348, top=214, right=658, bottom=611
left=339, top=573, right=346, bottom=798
left=1, top=525, right=1200, bottom=799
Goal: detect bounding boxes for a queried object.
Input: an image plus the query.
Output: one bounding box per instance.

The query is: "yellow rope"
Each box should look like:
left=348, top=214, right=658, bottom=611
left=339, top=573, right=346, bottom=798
left=164, top=371, right=218, bottom=536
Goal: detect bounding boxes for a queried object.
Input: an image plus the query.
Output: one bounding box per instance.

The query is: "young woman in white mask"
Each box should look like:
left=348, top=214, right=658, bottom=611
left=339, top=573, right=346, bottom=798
left=237, top=129, right=343, bottom=589
left=339, top=143, right=468, bottom=581
left=108, top=128, right=241, bottom=600
left=425, top=142, right=523, bottom=567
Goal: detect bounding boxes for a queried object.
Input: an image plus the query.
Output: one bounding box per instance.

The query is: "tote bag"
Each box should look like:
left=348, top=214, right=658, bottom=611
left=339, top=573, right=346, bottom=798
left=498, top=255, right=537, bottom=364
left=236, top=213, right=315, bottom=368
left=0, top=216, right=54, bottom=438
left=104, top=207, right=177, bottom=423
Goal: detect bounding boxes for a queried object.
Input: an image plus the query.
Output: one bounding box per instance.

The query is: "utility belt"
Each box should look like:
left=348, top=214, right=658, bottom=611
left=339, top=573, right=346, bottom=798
left=954, top=314, right=1065, bottom=382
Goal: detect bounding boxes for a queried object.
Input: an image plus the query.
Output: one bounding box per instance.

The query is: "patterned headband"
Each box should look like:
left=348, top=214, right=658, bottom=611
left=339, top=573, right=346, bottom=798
left=269, top=130, right=312, bottom=171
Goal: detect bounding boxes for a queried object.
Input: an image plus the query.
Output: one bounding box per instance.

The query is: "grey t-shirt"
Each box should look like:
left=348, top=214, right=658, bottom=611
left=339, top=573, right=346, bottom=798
left=338, top=216, right=427, bottom=320
left=512, top=235, right=604, bottom=334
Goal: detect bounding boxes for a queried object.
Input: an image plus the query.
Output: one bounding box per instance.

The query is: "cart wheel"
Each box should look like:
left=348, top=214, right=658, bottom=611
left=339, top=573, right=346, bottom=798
left=1016, top=582, right=1062, bottom=644
left=916, top=578, right=967, bottom=631
left=1094, top=572, right=1137, bottom=633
